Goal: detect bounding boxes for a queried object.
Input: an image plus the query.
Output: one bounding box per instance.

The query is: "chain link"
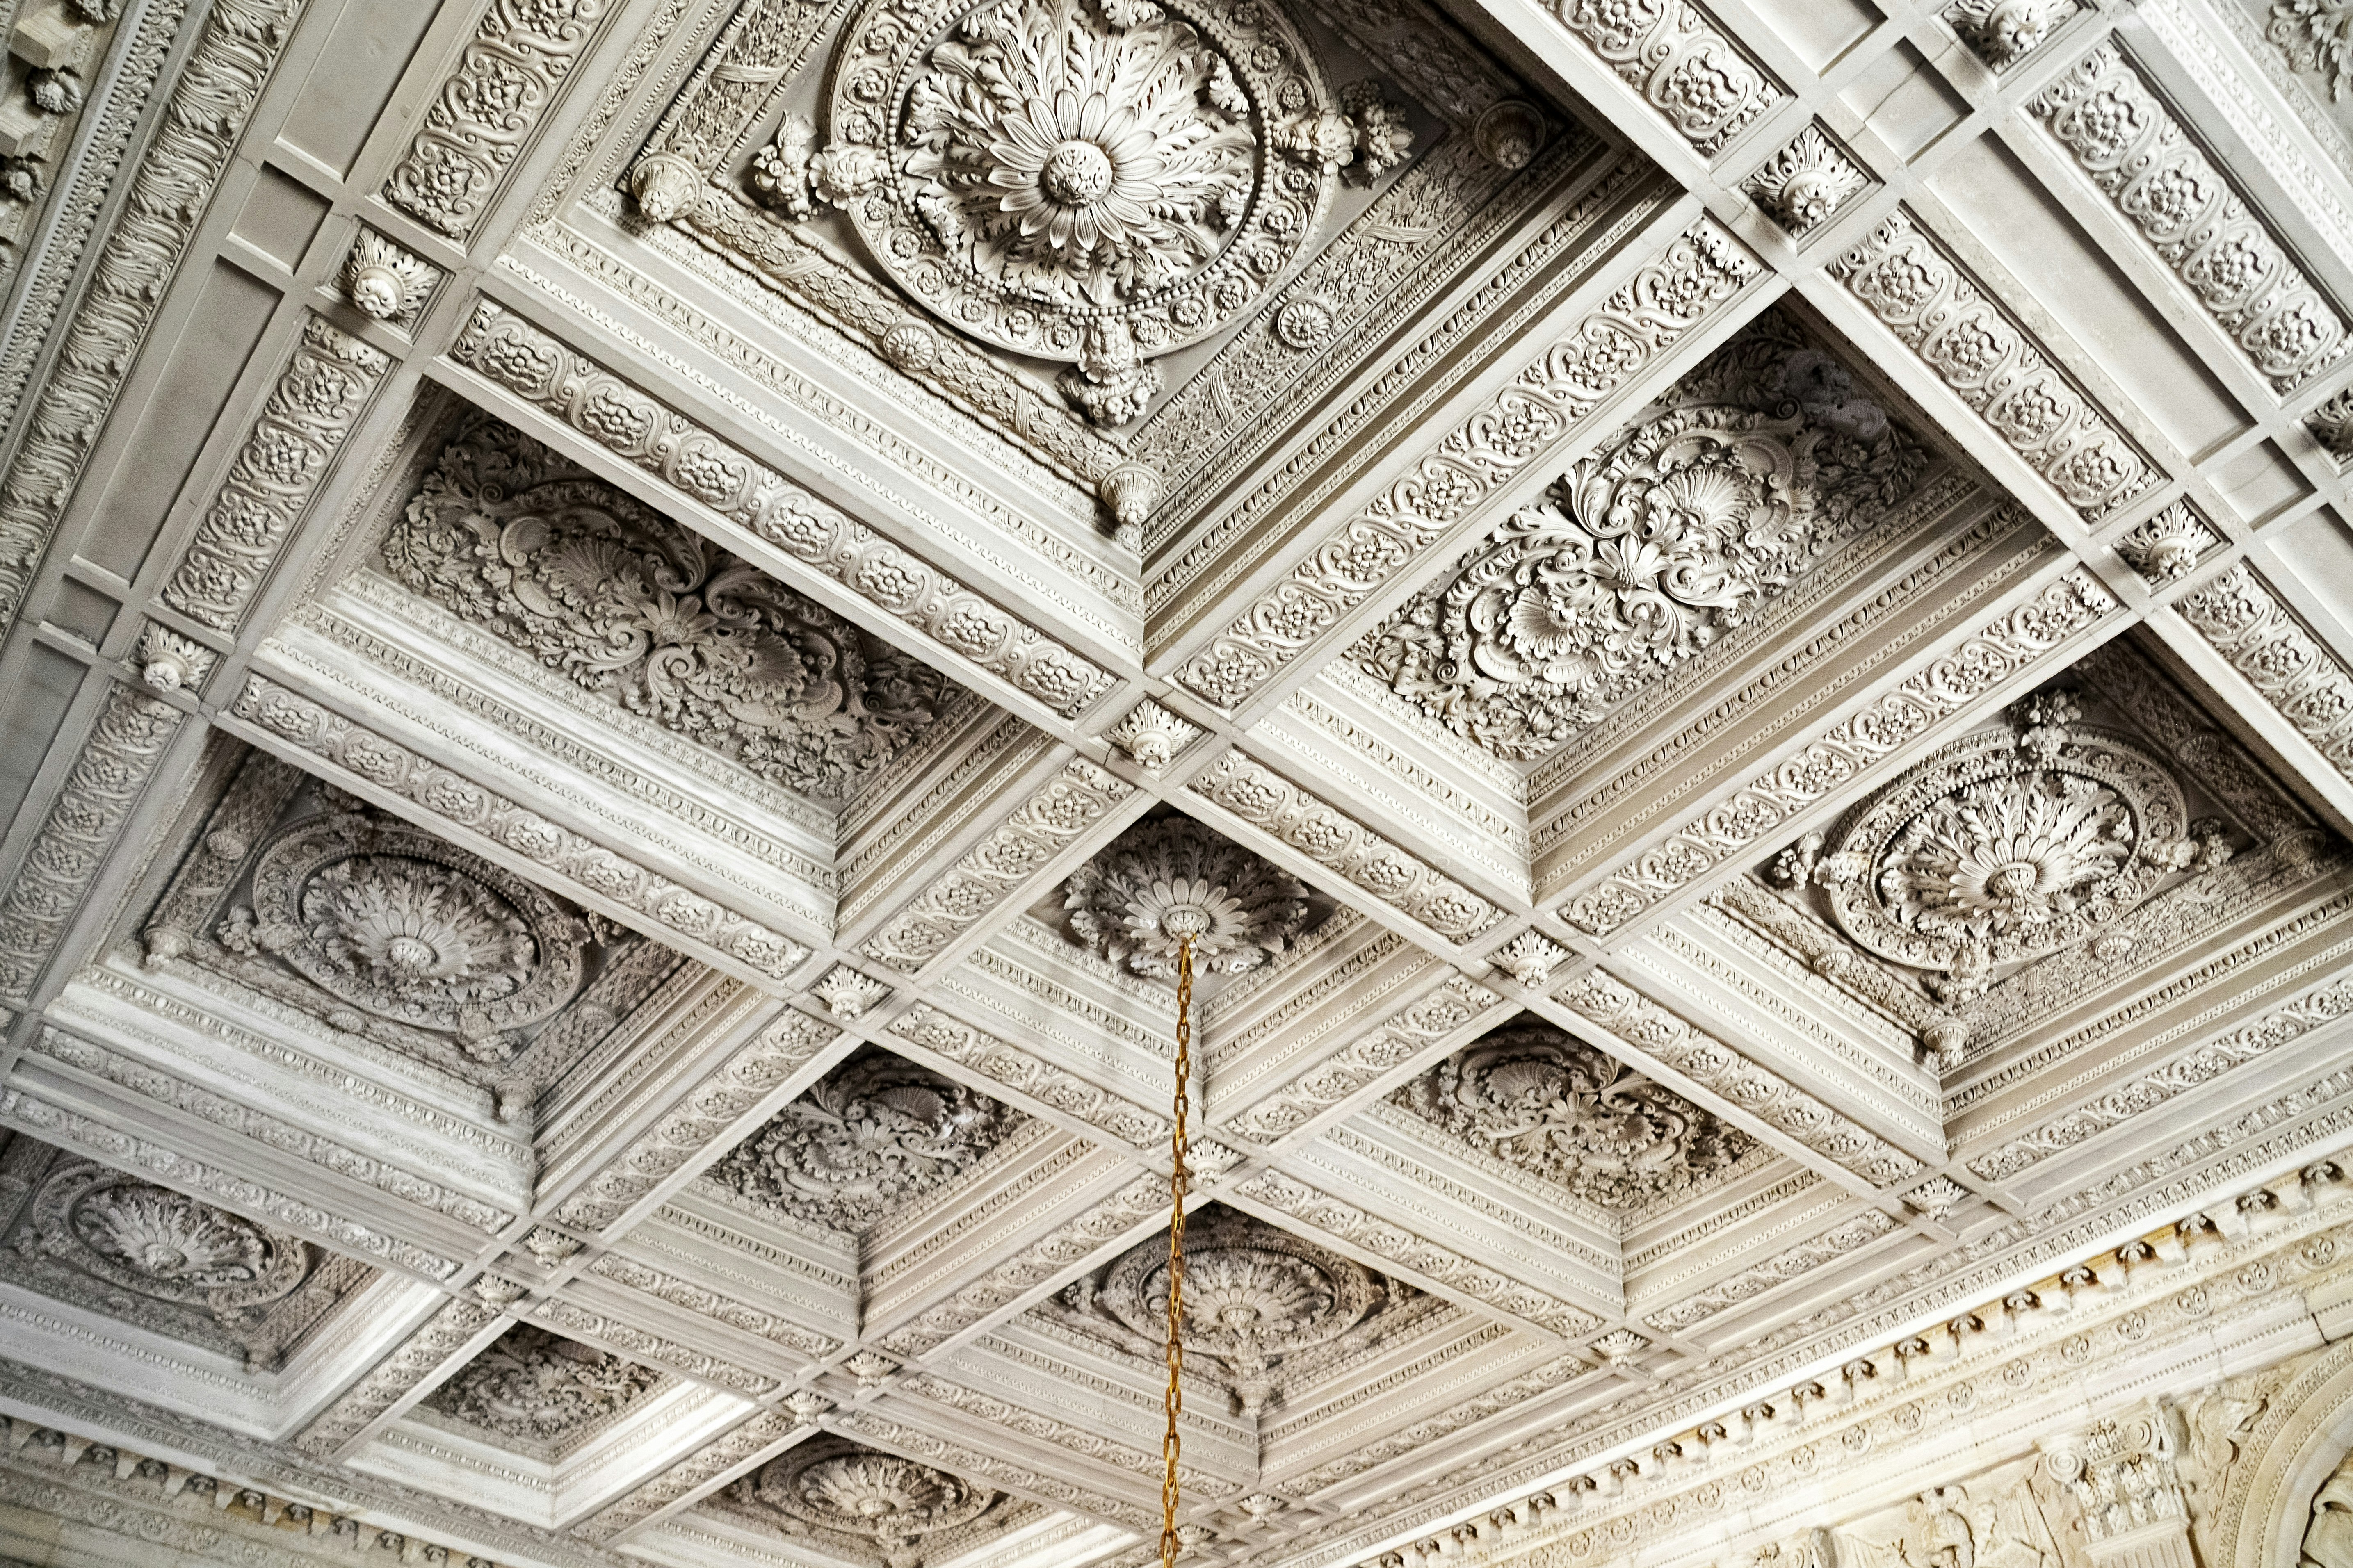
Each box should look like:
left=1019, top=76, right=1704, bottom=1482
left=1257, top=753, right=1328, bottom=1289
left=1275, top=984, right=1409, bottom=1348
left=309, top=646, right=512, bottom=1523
left=1161, top=936, right=1193, bottom=1568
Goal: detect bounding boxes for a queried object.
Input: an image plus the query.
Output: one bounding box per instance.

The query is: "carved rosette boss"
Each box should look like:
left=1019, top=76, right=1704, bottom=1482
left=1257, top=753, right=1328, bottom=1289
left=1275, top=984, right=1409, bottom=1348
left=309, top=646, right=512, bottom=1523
left=1064, top=816, right=1310, bottom=975
left=744, top=1437, right=997, bottom=1568
left=751, top=0, right=1408, bottom=426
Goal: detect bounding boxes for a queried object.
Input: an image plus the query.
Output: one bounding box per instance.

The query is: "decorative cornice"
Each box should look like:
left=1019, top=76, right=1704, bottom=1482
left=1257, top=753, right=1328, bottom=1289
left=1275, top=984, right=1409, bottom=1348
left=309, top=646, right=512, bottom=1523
left=227, top=677, right=808, bottom=981
left=447, top=302, right=1116, bottom=719
left=2177, top=563, right=2353, bottom=786
left=1559, top=568, right=2119, bottom=937
left=0, top=684, right=183, bottom=1004
left=573, top=1407, right=798, bottom=1541
left=383, top=0, right=607, bottom=237
left=858, top=759, right=1132, bottom=974
left=1833, top=212, right=2156, bottom=520
left=553, top=1010, right=839, bottom=1232
left=160, top=317, right=388, bottom=631
left=1172, top=219, right=1760, bottom=709
left=586, top=1251, right=838, bottom=1359
left=1640, top=1209, right=1902, bottom=1334
left=0, top=0, right=301, bottom=634
left=1555, top=971, right=1927, bottom=1188
left=1190, top=750, right=1504, bottom=940
left=533, top=1298, right=776, bottom=1396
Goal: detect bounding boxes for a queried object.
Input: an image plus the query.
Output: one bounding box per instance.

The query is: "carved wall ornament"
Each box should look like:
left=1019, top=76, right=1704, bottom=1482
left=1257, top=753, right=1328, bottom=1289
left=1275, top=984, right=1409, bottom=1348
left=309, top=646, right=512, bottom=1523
left=2115, top=501, right=2223, bottom=583
left=1945, top=0, right=2075, bottom=66
left=739, top=1435, right=998, bottom=1567
left=747, top=0, right=1410, bottom=426
left=2033, top=44, right=2349, bottom=393
left=383, top=417, right=950, bottom=801
left=1743, top=125, right=1869, bottom=236
left=420, top=1324, right=659, bottom=1445
left=1051, top=1205, right=1402, bottom=1415
left=2271, top=0, right=2353, bottom=102
left=1773, top=692, right=2208, bottom=1003
left=341, top=230, right=435, bottom=324
left=708, top=1048, right=1022, bottom=1232
left=1359, top=318, right=1929, bottom=759
left=1393, top=1025, right=1754, bottom=1208
left=221, top=805, right=592, bottom=1062
left=1063, top=816, right=1311, bottom=975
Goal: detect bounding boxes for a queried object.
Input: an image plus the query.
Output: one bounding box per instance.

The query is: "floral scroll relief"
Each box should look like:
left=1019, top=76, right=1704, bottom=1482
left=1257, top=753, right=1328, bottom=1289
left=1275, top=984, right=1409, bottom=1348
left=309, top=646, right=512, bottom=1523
left=1358, top=322, right=1928, bottom=760
left=742, top=0, right=1409, bottom=426
left=707, top=1048, right=1023, bottom=1233
left=1770, top=692, right=2218, bottom=1004
left=1391, top=1023, right=1753, bottom=1209
left=422, top=1324, right=659, bottom=1445
left=382, top=417, right=949, bottom=801
left=2271, top=0, right=2353, bottom=103
left=1063, top=815, right=1311, bottom=975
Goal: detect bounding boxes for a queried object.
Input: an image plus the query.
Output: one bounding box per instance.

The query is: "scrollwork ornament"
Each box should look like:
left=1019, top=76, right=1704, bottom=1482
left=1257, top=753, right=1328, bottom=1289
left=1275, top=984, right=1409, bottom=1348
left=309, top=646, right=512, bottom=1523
left=1796, top=692, right=2196, bottom=1001
left=1063, top=816, right=1310, bottom=975
left=778, top=0, right=1404, bottom=425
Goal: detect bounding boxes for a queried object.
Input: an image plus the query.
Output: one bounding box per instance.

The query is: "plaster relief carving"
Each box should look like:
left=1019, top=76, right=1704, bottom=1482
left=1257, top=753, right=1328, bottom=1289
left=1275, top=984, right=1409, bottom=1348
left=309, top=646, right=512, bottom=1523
left=2305, top=1447, right=2353, bottom=1568
left=6, top=1153, right=359, bottom=1368
left=1743, top=125, right=1869, bottom=236
left=1391, top=1023, right=1754, bottom=1209
left=736, top=1435, right=999, bottom=1568
left=1063, top=815, right=1311, bottom=975
left=1554, top=0, right=1781, bottom=153
left=1945, top=0, right=2075, bottom=67
left=1046, top=1204, right=1406, bottom=1416
left=2271, top=0, right=2353, bottom=101
left=708, top=1047, right=1022, bottom=1233
left=341, top=230, right=436, bottom=325
left=420, top=1323, right=659, bottom=1446
left=1358, top=315, right=1929, bottom=759
left=383, top=417, right=950, bottom=801
left=2116, top=501, right=2223, bottom=583
left=1772, top=691, right=2214, bottom=1004
left=743, top=0, right=1408, bottom=426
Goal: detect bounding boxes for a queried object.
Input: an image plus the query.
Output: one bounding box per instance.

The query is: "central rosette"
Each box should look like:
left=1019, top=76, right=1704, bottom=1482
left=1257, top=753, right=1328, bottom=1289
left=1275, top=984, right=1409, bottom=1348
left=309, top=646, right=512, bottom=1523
left=1037, top=139, right=1116, bottom=206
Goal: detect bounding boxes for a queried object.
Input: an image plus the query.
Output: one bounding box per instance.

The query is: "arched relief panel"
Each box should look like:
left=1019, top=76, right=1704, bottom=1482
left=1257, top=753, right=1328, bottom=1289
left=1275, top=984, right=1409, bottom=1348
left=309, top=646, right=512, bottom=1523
left=2196, top=1337, right=2353, bottom=1568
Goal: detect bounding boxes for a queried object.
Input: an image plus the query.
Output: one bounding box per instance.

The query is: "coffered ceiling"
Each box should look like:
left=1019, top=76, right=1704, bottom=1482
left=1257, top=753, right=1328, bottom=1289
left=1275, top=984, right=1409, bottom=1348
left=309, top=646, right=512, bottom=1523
left=2, top=0, right=2353, bottom=1563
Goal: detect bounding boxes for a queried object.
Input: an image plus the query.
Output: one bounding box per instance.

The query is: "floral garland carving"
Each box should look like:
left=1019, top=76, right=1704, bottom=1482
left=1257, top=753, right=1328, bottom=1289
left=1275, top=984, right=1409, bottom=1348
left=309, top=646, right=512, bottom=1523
left=1833, top=212, right=2154, bottom=520
left=161, top=317, right=388, bottom=630
left=383, top=0, right=607, bottom=237
left=447, top=302, right=1113, bottom=718
left=226, top=677, right=808, bottom=981
left=1173, top=219, right=1759, bottom=710
left=2032, top=43, right=2347, bottom=393
left=1553, top=0, right=1781, bottom=154
left=422, top=1322, right=658, bottom=1443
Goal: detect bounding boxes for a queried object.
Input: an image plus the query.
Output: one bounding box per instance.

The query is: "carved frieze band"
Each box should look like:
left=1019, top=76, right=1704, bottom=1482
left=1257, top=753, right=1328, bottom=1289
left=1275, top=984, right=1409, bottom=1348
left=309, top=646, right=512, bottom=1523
left=227, top=677, right=809, bottom=981
left=0, top=1091, right=459, bottom=1282
left=1172, top=220, right=1760, bottom=709
left=1552, top=0, right=1782, bottom=154
left=1560, top=569, right=2119, bottom=936
left=573, top=1408, right=800, bottom=1541
left=1554, top=972, right=1926, bottom=1187
left=0, top=0, right=301, bottom=634
left=1969, top=970, right=2353, bottom=1181
left=383, top=0, right=606, bottom=237
left=552, top=1009, right=839, bottom=1232
left=587, top=1252, right=840, bottom=1359
left=295, top=1295, right=499, bottom=1455
left=2178, top=563, right=2353, bottom=786
left=160, top=317, right=390, bottom=630
left=888, top=1003, right=1169, bottom=1147
left=2032, top=44, right=2348, bottom=394
left=447, top=303, right=1115, bottom=718
left=533, top=1297, right=776, bottom=1395
left=1225, top=974, right=1506, bottom=1143
left=874, top=1171, right=1168, bottom=1358
left=857, top=760, right=1132, bottom=974
left=0, top=684, right=182, bottom=1003
left=1833, top=212, right=2157, bottom=520
left=1234, top=1168, right=1604, bottom=1335
left=1641, top=1209, right=1903, bottom=1334
left=1189, top=750, right=1505, bottom=940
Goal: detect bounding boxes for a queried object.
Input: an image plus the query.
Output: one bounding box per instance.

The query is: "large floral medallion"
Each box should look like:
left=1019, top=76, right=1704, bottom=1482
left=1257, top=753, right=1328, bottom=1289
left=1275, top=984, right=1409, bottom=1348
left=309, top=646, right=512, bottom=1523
left=382, top=418, right=949, bottom=800
left=1391, top=1025, right=1753, bottom=1210
left=1778, top=693, right=2205, bottom=1002
left=233, top=807, right=590, bottom=1060
left=740, top=1436, right=998, bottom=1566
left=709, top=1048, right=1023, bottom=1233
left=29, top=1161, right=311, bottom=1320
left=1357, top=319, right=1929, bottom=759
left=751, top=0, right=1407, bottom=424
left=1063, top=815, right=1310, bottom=975
left=423, top=1324, right=660, bottom=1444
left=1052, top=1206, right=1400, bottom=1416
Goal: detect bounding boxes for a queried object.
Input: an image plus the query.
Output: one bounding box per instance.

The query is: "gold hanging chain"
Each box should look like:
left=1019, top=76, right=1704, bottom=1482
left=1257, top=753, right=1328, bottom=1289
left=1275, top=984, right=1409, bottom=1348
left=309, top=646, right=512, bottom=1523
left=1161, top=936, right=1193, bottom=1568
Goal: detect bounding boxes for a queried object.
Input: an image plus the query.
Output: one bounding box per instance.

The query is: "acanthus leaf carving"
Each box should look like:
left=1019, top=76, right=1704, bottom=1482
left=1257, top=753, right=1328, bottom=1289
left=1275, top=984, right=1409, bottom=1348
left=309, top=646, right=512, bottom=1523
left=1743, top=125, right=1869, bottom=235
left=737, top=1435, right=999, bottom=1567
left=420, top=1323, right=659, bottom=1445
left=383, top=415, right=951, bottom=801
left=708, top=1047, right=1022, bottom=1232
left=1063, top=816, right=1310, bottom=975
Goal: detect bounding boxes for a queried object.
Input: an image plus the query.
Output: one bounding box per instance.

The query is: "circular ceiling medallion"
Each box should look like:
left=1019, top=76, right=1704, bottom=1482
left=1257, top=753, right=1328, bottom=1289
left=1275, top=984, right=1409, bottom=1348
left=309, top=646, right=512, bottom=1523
left=751, top=1436, right=997, bottom=1561
left=32, top=1162, right=310, bottom=1320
